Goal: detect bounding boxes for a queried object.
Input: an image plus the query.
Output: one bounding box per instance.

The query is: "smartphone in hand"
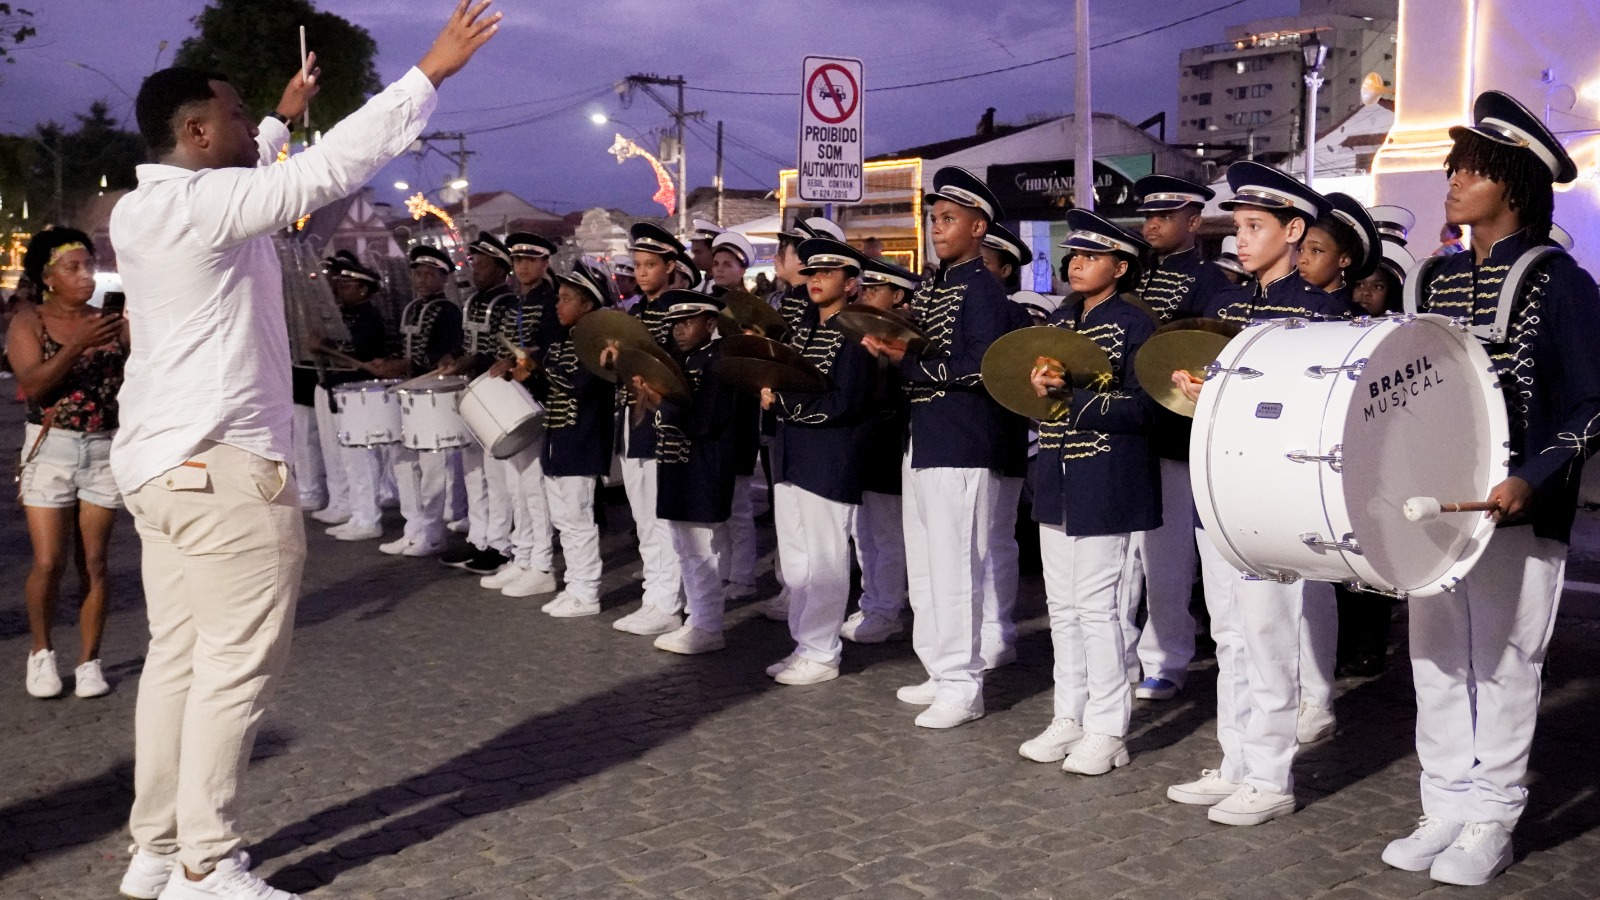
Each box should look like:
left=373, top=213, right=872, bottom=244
left=101, top=291, right=126, bottom=318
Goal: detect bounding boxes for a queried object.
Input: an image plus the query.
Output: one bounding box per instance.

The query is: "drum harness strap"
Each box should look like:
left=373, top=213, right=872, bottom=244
left=1402, top=245, right=1564, bottom=344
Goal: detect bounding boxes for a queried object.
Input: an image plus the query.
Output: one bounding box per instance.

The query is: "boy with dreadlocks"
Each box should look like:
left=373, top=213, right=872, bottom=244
left=1381, top=90, right=1600, bottom=886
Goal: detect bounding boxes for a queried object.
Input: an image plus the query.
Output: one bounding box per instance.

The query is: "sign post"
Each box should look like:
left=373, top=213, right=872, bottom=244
left=797, top=56, right=864, bottom=204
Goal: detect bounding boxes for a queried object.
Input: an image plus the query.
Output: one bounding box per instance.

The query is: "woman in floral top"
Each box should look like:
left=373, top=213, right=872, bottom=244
left=6, top=227, right=130, bottom=700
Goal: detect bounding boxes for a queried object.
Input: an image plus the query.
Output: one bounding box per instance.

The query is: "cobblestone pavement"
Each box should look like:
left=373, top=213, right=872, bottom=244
left=3, top=396, right=1599, bottom=899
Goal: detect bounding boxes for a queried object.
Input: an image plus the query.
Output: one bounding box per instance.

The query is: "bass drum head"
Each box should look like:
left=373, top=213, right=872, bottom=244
left=1337, top=316, right=1507, bottom=594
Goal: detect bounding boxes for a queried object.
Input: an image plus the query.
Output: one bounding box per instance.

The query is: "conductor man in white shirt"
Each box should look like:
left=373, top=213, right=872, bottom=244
left=109, top=5, right=499, bottom=899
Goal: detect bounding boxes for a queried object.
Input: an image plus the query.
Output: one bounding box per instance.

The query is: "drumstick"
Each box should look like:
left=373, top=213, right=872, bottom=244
left=298, top=26, right=311, bottom=132
left=1402, top=497, right=1501, bottom=522
left=497, top=334, right=530, bottom=361
left=312, top=345, right=375, bottom=375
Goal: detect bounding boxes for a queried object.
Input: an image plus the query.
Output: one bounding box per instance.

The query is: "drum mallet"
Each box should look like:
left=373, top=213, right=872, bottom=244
left=1402, top=497, right=1501, bottom=522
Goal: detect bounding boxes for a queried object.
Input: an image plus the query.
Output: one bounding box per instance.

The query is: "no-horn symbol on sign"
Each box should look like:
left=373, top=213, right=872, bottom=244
left=806, top=63, right=858, bottom=124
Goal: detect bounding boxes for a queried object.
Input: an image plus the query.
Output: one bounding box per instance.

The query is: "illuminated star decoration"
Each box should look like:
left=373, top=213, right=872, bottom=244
left=608, top=134, right=676, bottom=216
left=406, top=192, right=461, bottom=245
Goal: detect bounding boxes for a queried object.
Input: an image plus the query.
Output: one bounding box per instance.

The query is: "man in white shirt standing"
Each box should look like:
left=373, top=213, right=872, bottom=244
left=109, top=5, right=500, bottom=899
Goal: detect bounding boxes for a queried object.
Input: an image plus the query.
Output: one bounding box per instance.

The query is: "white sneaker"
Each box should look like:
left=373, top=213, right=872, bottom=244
left=74, top=659, right=110, bottom=698
left=981, top=645, right=1018, bottom=670
left=765, top=653, right=801, bottom=678
left=378, top=535, right=410, bottom=556
left=895, top=679, right=938, bottom=706
left=725, top=581, right=758, bottom=601
left=653, top=624, right=726, bottom=655
left=310, top=507, right=350, bottom=525
left=1382, top=815, right=1464, bottom=872
left=544, top=592, right=600, bottom=618
left=839, top=610, right=904, bottom=643
left=479, top=563, right=526, bottom=590
left=1297, top=702, right=1336, bottom=743
left=915, top=701, right=984, bottom=730
left=400, top=535, right=446, bottom=558
left=1430, top=822, right=1513, bottom=886
left=118, top=844, right=175, bottom=899
left=1062, top=732, right=1130, bottom=776
left=1018, top=717, right=1085, bottom=763
left=774, top=657, right=839, bottom=685
left=501, top=567, right=558, bottom=598
left=326, top=521, right=382, bottom=541
left=1167, top=768, right=1243, bottom=806
left=761, top=590, right=790, bottom=622
left=1207, top=785, right=1296, bottom=825
left=446, top=517, right=469, bottom=534
left=612, top=604, right=682, bottom=635
left=26, top=649, right=61, bottom=698
left=156, top=852, right=299, bottom=899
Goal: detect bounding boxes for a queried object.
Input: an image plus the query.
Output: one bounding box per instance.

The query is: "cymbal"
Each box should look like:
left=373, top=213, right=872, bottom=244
left=1134, top=320, right=1241, bottom=417
left=980, top=326, right=1113, bottom=422
left=617, top=345, right=691, bottom=404
left=712, top=356, right=829, bottom=395
left=718, top=289, right=789, bottom=341
left=719, top=333, right=807, bottom=368
left=572, top=309, right=657, bottom=382
left=833, top=304, right=929, bottom=353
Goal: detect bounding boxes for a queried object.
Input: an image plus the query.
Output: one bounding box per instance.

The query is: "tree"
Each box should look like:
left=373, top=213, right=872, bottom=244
left=0, top=104, right=142, bottom=228
left=0, top=3, right=36, bottom=67
left=173, top=0, right=379, bottom=132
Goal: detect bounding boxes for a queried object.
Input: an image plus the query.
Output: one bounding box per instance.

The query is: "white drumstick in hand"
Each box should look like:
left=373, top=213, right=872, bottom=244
left=1403, top=496, right=1500, bottom=522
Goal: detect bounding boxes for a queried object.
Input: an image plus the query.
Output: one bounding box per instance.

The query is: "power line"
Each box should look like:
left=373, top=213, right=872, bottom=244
left=684, top=119, right=772, bottom=188
left=435, top=82, right=616, bottom=117
left=687, top=0, right=1253, bottom=97
left=455, top=87, right=614, bottom=135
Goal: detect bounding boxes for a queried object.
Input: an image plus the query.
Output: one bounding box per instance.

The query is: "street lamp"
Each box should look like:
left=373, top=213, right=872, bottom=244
left=1301, top=32, right=1328, bottom=188
left=448, top=178, right=469, bottom=191
left=68, top=61, right=136, bottom=103
left=589, top=112, right=608, bottom=126
left=393, top=180, right=410, bottom=191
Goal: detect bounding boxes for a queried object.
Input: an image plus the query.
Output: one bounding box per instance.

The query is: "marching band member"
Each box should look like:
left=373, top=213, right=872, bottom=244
left=317, top=252, right=390, bottom=543
left=612, top=253, right=641, bottom=311
left=378, top=245, right=463, bottom=557
left=688, top=218, right=722, bottom=277
left=526, top=260, right=617, bottom=614
left=1167, top=162, right=1348, bottom=826
left=1214, top=236, right=1250, bottom=286
left=710, top=230, right=763, bottom=601
left=839, top=256, right=919, bottom=644
left=636, top=290, right=741, bottom=654
left=761, top=238, right=877, bottom=684
left=861, top=166, right=1018, bottom=729
left=1381, top=91, right=1600, bottom=886
left=1019, top=210, right=1159, bottom=775
left=610, top=223, right=687, bottom=636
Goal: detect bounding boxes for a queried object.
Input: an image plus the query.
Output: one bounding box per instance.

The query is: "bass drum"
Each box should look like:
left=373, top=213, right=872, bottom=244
left=459, top=371, right=546, bottom=459
left=1191, top=314, right=1509, bottom=597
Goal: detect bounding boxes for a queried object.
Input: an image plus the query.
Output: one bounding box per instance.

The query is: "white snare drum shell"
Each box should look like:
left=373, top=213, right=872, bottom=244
left=398, top=376, right=470, bottom=451
left=333, top=379, right=403, bottom=447
left=459, top=372, right=546, bottom=459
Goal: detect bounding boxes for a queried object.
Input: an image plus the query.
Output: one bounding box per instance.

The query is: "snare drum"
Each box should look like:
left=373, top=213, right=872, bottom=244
left=459, top=372, right=546, bottom=459
left=1191, top=314, right=1509, bottom=597
left=333, top=379, right=403, bottom=447
left=398, top=376, right=470, bottom=451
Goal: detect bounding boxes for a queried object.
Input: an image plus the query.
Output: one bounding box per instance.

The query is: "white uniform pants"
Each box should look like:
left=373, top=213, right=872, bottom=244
left=392, top=446, right=450, bottom=543
left=671, top=521, right=727, bottom=631
left=545, top=473, right=603, bottom=605
left=1135, top=458, right=1199, bottom=686
left=1410, top=525, right=1564, bottom=827
left=854, top=490, right=907, bottom=619
left=1040, top=526, right=1134, bottom=736
left=980, top=475, right=1024, bottom=657
left=502, top=436, right=554, bottom=572
left=774, top=482, right=856, bottom=666
left=1229, top=575, right=1334, bottom=795
left=620, top=454, right=683, bottom=614
left=461, top=442, right=513, bottom=554
left=315, top=386, right=382, bottom=528
left=717, top=474, right=759, bottom=586
left=903, top=452, right=992, bottom=711
left=290, top=403, right=326, bottom=508
left=1197, top=529, right=1251, bottom=785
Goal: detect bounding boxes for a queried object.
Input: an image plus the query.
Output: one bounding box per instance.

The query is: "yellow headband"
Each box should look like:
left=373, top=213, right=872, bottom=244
left=47, top=242, right=88, bottom=267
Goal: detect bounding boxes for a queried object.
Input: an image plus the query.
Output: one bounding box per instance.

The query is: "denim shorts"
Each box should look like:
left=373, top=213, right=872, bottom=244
left=17, top=421, right=123, bottom=510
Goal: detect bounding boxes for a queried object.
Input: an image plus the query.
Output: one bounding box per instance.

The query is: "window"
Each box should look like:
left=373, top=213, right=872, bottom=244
left=1236, top=57, right=1271, bottom=74
left=1228, top=110, right=1272, bottom=126
left=1190, top=64, right=1214, bottom=80
left=1259, top=136, right=1272, bottom=146
left=1247, top=83, right=1273, bottom=99
left=1190, top=117, right=1212, bottom=130
left=1196, top=92, right=1212, bottom=106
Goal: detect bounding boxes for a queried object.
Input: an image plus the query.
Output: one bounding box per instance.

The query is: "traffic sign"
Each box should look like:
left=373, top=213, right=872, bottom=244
left=797, top=56, right=863, bottom=203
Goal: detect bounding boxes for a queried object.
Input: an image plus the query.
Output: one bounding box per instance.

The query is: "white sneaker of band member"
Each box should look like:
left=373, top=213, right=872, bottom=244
left=840, top=610, right=904, bottom=643
left=118, top=844, right=175, bottom=899
left=1018, top=717, right=1085, bottom=763
left=774, top=657, right=839, bottom=685
left=327, top=521, right=383, bottom=541
left=501, top=567, right=558, bottom=598
left=310, top=507, right=349, bottom=525
left=26, top=649, right=61, bottom=698
left=400, top=535, right=446, bottom=558
left=446, top=518, right=469, bottom=534
left=653, top=624, right=725, bottom=655
left=1062, top=732, right=1130, bottom=776
left=981, top=645, right=1018, bottom=670
left=915, top=701, right=984, bottom=729
left=74, top=659, right=110, bottom=698
left=377, top=535, right=410, bottom=556
left=762, top=590, right=790, bottom=622
left=895, top=679, right=938, bottom=706
left=544, top=592, right=600, bottom=618
left=1429, top=822, right=1513, bottom=886
left=725, top=580, right=758, bottom=601
left=1167, top=769, right=1244, bottom=806
left=1135, top=677, right=1181, bottom=701
left=1382, top=815, right=1465, bottom=872
left=1207, top=785, right=1297, bottom=825
left=612, top=605, right=682, bottom=635
left=479, top=563, right=527, bottom=590
left=1297, top=702, right=1337, bottom=743
left=765, top=652, right=801, bottom=678
left=156, top=851, right=298, bottom=899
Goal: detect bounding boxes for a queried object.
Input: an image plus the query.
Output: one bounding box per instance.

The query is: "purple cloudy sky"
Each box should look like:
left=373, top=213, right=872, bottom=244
left=2, top=0, right=1298, bottom=216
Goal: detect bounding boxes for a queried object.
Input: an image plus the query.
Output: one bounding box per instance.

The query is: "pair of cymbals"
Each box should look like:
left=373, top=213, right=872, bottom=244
left=1133, top=318, right=1242, bottom=416
left=981, top=326, right=1114, bottom=422
left=712, top=334, right=828, bottom=396
left=718, top=289, right=789, bottom=342
left=617, top=343, right=691, bottom=404
left=572, top=309, right=657, bottom=382
left=834, top=304, right=929, bottom=354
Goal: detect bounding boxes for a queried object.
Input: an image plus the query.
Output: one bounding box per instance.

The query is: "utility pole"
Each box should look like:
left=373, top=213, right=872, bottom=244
left=621, top=74, right=704, bottom=239
left=415, top=131, right=475, bottom=234
left=715, top=120, right=725, bottom=227
left=1073, top=0, right=1094, bottom=211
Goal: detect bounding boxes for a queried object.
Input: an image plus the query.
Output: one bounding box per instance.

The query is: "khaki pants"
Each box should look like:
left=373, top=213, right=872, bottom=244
left=123, top=442, right=306, bottom=874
